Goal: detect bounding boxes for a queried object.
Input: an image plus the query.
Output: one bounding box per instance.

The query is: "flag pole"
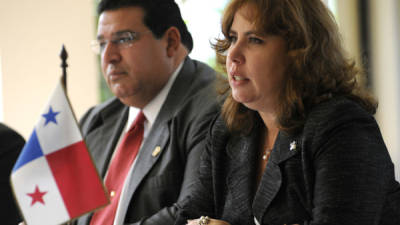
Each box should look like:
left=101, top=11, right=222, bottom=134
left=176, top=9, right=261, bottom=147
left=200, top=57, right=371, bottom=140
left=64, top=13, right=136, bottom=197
left=60, top=45, right=68, bottom=90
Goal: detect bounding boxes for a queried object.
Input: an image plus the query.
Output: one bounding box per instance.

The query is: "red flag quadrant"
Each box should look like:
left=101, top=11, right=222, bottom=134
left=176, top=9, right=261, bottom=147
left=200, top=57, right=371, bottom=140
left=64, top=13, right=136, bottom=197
left=47, top=140, right=108, bottom=218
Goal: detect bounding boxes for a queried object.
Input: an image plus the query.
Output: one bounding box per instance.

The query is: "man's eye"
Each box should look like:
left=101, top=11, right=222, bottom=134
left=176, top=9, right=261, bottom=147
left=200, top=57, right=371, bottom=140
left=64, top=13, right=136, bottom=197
left=117, top=37, right=133, bottom=44
left=99, top=41, right=107, bottom=48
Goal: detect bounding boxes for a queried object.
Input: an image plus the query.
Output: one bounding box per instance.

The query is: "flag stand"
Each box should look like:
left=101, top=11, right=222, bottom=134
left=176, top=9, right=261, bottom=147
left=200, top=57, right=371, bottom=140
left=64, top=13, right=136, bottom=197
left=60, top=45, right=68, bottom=90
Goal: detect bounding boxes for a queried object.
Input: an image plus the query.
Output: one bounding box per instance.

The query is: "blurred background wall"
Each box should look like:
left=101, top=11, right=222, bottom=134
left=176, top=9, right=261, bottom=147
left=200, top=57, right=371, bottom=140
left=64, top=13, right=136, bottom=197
left=0, top=0, right=99, bottom=138
left=0, top=0, right=399, bottom=179
left=369, top=0, right=400, bottom=181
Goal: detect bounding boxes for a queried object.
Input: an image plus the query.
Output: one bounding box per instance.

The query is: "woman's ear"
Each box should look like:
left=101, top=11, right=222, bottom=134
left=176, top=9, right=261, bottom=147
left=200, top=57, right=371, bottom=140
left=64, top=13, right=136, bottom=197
left=165, top=27, right=181, bottom=57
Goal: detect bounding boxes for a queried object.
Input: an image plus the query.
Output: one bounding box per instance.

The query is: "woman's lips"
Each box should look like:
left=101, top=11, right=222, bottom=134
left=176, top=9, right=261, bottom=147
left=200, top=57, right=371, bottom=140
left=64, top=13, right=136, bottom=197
left=229, top=73, right=249, bottom=88
left=228, top=64, right=249, bottom=86
left=229, top=69, right=249, bottom=81
left=232, top=75, right=246, bottom=81
left=229, top=64, right=248, bottom=80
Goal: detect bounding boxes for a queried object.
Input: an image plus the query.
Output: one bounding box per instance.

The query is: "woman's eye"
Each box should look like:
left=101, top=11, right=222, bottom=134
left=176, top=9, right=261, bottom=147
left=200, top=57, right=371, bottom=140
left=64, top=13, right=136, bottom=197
left=228, top=35, right=237, bottom=43
left=249, top=37, right=264, bottom=44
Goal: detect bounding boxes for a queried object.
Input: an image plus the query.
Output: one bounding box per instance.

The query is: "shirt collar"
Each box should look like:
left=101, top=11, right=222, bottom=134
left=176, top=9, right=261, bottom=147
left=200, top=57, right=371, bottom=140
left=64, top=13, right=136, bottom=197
left=125, top=60, right=184, bottom=133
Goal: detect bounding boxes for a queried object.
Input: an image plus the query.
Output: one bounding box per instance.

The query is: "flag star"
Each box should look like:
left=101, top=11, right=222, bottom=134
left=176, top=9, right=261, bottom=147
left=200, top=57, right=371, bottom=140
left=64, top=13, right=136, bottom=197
left=42, top=106, right=60, bottom=126
left=27, top=185, right=47, bottom=206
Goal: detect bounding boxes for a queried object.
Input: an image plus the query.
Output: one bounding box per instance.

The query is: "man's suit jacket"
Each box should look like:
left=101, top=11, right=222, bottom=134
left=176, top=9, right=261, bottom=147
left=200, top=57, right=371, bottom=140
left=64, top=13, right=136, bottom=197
left=175, top=97, right=400, bottom=225
left=76, top=57, right=220, bottom=225
left=0, top=123, right=25, bottom=224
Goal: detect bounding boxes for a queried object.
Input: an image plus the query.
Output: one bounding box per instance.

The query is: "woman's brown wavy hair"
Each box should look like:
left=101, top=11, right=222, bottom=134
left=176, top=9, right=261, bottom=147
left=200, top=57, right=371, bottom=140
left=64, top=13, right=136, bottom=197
left=214, top=0, right=377, bottom=135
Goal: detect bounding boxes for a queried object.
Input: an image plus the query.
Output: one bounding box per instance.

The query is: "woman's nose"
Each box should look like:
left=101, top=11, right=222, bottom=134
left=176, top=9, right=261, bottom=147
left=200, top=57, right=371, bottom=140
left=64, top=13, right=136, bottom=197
left=227, top=41, right=245, bottom=65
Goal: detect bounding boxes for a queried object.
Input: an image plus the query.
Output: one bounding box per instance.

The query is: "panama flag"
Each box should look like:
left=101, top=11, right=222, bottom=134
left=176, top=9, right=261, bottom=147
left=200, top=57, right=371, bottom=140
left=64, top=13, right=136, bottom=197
left=10, top=78, right=109, bottom=225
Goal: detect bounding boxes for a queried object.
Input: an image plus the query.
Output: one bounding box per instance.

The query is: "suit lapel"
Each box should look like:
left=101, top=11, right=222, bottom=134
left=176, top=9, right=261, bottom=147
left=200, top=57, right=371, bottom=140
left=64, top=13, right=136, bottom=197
left=253, top=131, right=302, bottom=222
left=85, top=103, right=128, bottom=177
left=225, top=129, right=260, bottom=220
left=115, top=58, right=198, bottom=221
left=115, top=119, right=171, bottom=223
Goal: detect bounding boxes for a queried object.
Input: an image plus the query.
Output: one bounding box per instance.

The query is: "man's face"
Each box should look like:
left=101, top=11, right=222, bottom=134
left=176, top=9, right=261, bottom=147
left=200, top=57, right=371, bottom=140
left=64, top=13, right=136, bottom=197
left=97, top=7, right=173, bottom=108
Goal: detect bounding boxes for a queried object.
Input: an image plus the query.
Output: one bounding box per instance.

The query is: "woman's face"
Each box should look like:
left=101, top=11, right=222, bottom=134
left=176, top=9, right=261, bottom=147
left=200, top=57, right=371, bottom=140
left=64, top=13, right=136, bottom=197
left=226, top=4, right=288, bottom=113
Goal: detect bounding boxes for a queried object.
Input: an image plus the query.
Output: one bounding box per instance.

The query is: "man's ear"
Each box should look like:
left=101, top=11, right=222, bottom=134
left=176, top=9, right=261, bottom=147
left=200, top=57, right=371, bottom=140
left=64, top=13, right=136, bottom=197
left=165, top=27, right=181, bottom=57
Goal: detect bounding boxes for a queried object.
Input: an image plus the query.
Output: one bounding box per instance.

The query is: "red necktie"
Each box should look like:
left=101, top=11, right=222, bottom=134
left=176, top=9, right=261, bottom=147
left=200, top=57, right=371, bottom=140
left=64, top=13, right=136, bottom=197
left=90, top=111, right=146, bottom=225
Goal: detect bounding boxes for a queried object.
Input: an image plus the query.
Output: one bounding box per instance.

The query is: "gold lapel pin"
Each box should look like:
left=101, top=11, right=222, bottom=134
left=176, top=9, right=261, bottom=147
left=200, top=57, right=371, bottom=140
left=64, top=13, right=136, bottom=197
left=290, top=141, right=297, bottom=151
left=152, top=146, right=161, bottom=157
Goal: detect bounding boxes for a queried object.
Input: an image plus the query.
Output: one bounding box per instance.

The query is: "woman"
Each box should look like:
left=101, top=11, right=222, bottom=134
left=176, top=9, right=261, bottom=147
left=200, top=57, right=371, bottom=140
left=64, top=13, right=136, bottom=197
left=174, top=0, right=400, bottom=224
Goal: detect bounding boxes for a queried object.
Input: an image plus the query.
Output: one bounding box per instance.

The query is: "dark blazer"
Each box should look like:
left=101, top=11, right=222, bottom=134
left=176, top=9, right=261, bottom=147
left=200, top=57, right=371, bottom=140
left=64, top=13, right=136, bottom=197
left=175, top=97, right=400, bottom=225
left=0, top=123, right=25, bottom=224
left=75, top=57, right=220, bottom=225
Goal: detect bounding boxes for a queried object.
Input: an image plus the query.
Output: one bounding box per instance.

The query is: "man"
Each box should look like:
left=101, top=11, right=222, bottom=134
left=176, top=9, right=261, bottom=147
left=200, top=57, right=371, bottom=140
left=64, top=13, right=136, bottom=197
left=75, top=0, right=219, bottom=224
left=0, top=123, right=25, bottom=224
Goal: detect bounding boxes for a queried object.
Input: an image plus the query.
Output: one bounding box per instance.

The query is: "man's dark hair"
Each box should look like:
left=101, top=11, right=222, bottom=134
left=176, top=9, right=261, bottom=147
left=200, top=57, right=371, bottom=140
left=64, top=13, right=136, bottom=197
left=98, top=0, right=193, bottom=52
